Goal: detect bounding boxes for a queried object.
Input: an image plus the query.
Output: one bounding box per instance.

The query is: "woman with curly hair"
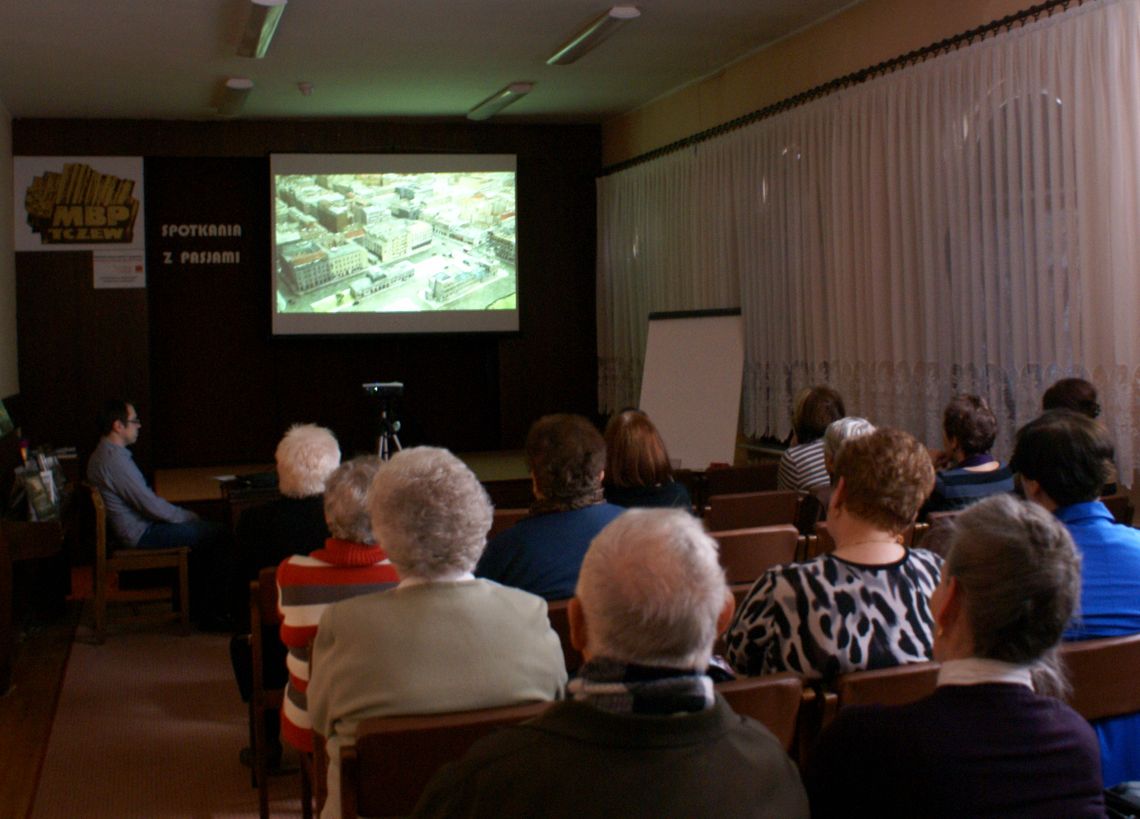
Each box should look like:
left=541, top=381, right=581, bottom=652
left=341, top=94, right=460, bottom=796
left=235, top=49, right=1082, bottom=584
left=726, top=428, right=941, bottom=681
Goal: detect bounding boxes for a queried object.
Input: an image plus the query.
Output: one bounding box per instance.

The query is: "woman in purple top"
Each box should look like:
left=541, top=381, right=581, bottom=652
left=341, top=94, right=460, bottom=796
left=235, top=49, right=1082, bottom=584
left=805, top=494, right=1105, bottom=818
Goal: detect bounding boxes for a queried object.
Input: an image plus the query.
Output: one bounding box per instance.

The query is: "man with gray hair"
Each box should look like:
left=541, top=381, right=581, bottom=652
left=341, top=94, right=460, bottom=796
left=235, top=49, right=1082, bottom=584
left=309, top=447, right=566, bottom=819
left=414, top=508, right=809, bottom=818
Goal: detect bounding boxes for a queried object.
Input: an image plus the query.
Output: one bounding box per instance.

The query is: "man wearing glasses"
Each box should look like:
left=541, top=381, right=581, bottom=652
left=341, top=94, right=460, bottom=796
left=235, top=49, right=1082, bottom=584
left=87, top=398, right=232, bottom=629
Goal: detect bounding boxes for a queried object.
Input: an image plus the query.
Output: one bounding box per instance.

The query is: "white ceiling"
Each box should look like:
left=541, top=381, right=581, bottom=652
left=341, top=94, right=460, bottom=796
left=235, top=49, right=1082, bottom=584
left=0, top=0, right=857, bottom=122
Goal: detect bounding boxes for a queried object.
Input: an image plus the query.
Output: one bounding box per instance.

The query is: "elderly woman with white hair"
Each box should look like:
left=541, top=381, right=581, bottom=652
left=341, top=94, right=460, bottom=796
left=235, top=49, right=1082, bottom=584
left=309, top=446, right=567, bottom=819
left=275, top=456, right=400, bottom=755
left=236, top=423, right=341, bottom=580
left=806, top=494, right=1105, bottom=816
left=231, top=423, right=340, bottom=771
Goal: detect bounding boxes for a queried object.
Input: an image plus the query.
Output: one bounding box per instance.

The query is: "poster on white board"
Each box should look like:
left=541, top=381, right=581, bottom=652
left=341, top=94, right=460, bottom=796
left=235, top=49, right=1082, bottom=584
left=638, top=309, right=743, bottom=471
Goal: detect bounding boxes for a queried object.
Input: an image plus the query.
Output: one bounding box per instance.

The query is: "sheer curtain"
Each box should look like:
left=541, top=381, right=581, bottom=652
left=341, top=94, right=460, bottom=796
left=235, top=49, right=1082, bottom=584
left=597, top=0, right=1140, bottom=481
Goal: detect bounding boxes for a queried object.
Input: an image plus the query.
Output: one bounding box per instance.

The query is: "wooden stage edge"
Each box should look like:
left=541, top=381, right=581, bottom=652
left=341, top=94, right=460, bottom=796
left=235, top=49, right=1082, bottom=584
left=154, top=450, right=529, bottom=504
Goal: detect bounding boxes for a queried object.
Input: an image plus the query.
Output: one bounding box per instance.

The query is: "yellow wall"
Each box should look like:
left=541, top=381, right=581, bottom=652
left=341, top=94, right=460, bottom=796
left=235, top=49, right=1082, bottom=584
left=602, top=0, right=1034, bottom=166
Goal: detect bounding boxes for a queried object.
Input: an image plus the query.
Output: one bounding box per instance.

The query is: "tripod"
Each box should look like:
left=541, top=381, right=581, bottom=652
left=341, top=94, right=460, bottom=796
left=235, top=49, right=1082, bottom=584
left=377, top=402, right=402, bottom=461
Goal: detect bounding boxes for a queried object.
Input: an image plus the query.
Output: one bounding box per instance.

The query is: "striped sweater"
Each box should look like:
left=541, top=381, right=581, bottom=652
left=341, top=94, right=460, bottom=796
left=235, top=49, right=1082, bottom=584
left=276, top=539, right=399, bottom=752
left=777, top=439, right=830, bottom=492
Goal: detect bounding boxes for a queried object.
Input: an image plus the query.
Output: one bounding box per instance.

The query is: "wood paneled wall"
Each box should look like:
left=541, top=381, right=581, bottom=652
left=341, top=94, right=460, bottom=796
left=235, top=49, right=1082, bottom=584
left=13, top=119, right=600, bottom=472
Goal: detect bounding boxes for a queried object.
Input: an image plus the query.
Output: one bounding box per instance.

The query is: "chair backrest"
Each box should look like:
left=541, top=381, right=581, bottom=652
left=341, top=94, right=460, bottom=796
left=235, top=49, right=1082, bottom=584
left=705, top=462, right=780, bottom=498
left=715, top=672, right=803, bottom=751
left=834, top=661, right=940, bottom=709
left=705, top=490, right=802, bottom=532
left=342, top=701, right=550, bottom=818
left=919, top=511, right=959, bottom=557
left=1101, top=493, right=1135, bottom=527
left=711, top=525, right=799, bottom=585
left=545, top=598, right=582, bottom=674
left=1060, top=633, right=1140, bottom=722
left=86, top=482, right=108, bottom=560
left=488, top=507, right=528, bottom=539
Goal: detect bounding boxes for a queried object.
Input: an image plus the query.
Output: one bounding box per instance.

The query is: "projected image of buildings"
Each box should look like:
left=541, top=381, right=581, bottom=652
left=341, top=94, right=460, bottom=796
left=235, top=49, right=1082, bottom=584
left=274, top=172, right=516, bottom=315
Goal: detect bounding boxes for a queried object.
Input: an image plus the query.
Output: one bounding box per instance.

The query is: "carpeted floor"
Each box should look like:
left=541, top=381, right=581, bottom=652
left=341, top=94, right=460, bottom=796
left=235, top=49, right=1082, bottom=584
left=31, top=610, right=306, bottom=818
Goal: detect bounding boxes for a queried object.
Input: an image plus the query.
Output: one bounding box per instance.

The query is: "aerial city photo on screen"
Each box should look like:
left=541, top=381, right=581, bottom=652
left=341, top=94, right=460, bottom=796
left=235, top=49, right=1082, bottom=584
left=273, top=170, right=517, bottom=317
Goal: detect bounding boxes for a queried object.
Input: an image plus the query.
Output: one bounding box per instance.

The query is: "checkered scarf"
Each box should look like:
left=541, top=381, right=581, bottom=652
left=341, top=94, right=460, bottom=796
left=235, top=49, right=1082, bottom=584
left=566, top=657, right=715, bottom=715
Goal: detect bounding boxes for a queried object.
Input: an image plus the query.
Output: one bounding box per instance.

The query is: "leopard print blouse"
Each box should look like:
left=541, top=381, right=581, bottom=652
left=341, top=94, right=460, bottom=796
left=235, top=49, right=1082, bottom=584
left=725, top=549, right=943, bottom=681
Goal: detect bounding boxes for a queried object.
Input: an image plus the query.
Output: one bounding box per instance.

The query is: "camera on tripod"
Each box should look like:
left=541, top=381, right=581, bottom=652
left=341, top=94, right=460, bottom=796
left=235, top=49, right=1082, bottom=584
left=362, top=381, right=404, bottom=398
left=362, top=382, right=404, bottom=459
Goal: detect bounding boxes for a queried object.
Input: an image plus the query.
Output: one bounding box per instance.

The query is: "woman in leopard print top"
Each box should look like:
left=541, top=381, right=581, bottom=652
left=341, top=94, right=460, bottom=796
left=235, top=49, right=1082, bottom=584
left=726, top=428, right=942, bottom=681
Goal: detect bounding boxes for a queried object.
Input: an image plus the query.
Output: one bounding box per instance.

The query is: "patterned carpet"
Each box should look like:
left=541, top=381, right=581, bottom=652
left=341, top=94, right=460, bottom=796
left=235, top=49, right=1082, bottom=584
left=31, top=614, right=306, bottom=818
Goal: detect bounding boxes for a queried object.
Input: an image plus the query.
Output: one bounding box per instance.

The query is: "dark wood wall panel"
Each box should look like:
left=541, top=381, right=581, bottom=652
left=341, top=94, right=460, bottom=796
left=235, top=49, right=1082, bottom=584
left=15, top=252, right=153, bottom=471
left=13, top=119, right=600, bottom=468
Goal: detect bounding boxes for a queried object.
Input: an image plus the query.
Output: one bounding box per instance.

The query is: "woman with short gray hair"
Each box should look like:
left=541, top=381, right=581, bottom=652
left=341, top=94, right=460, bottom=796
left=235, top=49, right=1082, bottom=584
left=805, top=494, right=1104, bottom=817
left=276, top=456, right=399, bottom=754
left=310, top=447, right=566, bottom=819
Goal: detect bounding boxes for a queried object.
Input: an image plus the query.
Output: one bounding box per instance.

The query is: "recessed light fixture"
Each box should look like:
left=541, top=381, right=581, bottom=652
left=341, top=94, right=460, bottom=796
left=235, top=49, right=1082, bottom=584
left=237, top=0, right=287, bottom=58
left=547, top=6, right=641, bottom=66
left=217, top=77, right=254, bottom=117
left=467, top=82, right=534, bottom=121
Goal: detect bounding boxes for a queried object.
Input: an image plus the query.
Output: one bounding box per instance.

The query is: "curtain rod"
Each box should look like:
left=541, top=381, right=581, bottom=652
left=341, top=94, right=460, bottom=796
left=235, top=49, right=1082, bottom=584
left=600, top=0, right=1093, bottom=177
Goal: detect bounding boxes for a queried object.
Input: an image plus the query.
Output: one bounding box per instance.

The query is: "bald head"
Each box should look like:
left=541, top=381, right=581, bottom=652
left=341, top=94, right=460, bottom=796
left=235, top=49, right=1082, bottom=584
left=574, top=509, right=729, bottom=670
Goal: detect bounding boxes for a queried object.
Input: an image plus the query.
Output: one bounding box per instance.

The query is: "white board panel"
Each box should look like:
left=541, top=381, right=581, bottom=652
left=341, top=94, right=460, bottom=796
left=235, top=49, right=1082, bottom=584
left=638, top=311, right=743, bottom=471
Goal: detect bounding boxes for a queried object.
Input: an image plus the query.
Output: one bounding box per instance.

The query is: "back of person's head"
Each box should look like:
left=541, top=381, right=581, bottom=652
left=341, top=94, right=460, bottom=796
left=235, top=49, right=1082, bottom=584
left=526, top=414, right=605, bottom=509
left=323, top=455, right=382, bottom=543
left=576, top=508, right=727, bottom=669
left=1042, top=377, right=1101, bottom=419
left=833, top=428, right=934, bottom=534
left=942, top=394, right=998, bottom=457
left=792, top=385, right=846, bottom=444
left=822, top=416, right=875, bottom=468
left=604, top=410, right=673, bottom=489
left=1009, top=410, right=1112, bottom=506
left=368, top=446, right=492, bottom=580
left=945, top=494, right=1080, bottom=692
left=97, top=398, right=133, bottom=436
left=275, top=423, right=341, bottom=498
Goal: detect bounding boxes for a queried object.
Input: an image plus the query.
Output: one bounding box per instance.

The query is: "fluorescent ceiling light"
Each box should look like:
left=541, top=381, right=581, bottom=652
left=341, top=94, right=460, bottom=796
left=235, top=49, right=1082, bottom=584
left=217, top=77, right=254, bottom=117
left=237, top=0, right=287, bottom=58
left=467, top=82, right=534, bottom=121
left=547, top=6, right=641, bottom=66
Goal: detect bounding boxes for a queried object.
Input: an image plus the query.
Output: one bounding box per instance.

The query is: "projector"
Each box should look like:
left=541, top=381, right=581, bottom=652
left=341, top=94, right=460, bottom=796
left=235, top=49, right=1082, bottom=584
left=363, top=381, right=404, bottom=398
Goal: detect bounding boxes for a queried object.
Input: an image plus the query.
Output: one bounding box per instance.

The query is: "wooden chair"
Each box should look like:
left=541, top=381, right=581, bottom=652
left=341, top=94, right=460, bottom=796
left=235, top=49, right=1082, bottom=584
left=86, top=481, right=189, bottom=642
left=546, top=598, right=583, bottom=674
left=704, top=462, right=780, bottom=498
left=1060, top=633, right=1140, bottom=722
left=918, top=511, right=959, bottom=557
left=250, top=566, right=313, bottom=819
left=711, top=524, right=799, bottom=585
left=715, top=672, right=803, bottom=752
left=1101, top=493, right=1135, bottom=527
left=833, top=661, right=941, bottom=710
left=487, top=507, right=528, bottom=539
left=704, top=490, right=802, bottom=532
left=341, top=701, right=550, bottom=818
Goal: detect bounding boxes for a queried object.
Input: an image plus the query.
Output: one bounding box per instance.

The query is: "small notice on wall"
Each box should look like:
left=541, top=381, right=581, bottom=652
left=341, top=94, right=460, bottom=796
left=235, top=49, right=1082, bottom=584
left=93, top=251, right=146, bottom=289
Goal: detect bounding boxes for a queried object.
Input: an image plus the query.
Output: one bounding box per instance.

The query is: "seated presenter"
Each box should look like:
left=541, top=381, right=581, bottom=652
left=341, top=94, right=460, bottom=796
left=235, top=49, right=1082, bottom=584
left=86, top=398, right=232, bottom=630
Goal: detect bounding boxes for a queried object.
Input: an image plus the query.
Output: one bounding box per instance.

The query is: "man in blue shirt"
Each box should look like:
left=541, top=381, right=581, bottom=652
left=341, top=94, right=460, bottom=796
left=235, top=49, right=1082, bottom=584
left=86, top=398, right=233, bottom=629
left=1011, top=408, right=1140, bottom=785
left=477, top=414, right=623, bottom=600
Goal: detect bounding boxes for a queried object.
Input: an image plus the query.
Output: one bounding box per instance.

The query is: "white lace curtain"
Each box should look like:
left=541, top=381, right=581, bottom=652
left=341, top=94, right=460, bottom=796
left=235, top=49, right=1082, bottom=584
left=597, top=0, right=1140, bottom=482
